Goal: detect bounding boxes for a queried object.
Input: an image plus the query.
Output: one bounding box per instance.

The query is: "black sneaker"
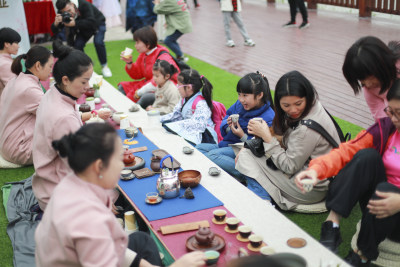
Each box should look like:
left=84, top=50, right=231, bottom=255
left=283, top=21, right=296, bottom=28
left=299, top=21, right=310, bottom=29
left=344, top=250, right=371, bottom=267
left=319, top=221, right=342, bottom=253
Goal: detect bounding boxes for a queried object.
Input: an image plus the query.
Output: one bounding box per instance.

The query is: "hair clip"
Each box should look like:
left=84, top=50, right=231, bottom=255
left=256, top=71, right=266, bottom=79
left=200, top=75, right=204, bottom=79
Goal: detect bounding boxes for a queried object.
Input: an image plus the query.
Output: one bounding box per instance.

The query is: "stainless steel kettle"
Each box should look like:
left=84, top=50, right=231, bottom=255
left=156, top=155, right=180, bottom=199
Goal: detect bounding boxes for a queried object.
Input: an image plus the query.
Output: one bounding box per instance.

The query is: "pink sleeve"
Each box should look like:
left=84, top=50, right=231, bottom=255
left=362, top=87, right=388, bottom=121
left=25, top=86, right=44, bottom=114
left=73, top=209, right=131, bottom=267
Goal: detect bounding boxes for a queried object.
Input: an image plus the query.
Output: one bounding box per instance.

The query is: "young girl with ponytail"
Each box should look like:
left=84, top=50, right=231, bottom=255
left=32, top=41, right=94, bottom=211
left=196, top=72, right=275, bottom=182
left=139, top=59, right=181, bottom=114
left=0, top=46, right=53, bottom=165
left=160, top=69, right=218, bottom=145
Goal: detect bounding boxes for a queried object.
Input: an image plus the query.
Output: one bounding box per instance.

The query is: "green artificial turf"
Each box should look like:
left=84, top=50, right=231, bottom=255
left=0, top=39, right=364, bottom=265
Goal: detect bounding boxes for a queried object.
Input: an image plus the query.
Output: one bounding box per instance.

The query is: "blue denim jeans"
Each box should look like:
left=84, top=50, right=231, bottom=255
left=196, top=144, right=245, bottom=182
left=164, top=30, right=183, bottom=58
left=74, top=23, right=107, bottom=66
left=245, top=176, right=271, bottom=200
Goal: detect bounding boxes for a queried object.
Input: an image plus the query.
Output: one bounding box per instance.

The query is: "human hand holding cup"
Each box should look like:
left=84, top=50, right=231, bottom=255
left=295, top=169, right=318, bottom=193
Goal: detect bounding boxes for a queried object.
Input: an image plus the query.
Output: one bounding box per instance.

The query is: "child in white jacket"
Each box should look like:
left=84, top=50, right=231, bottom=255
left=220, top=0, right=255, bottom=47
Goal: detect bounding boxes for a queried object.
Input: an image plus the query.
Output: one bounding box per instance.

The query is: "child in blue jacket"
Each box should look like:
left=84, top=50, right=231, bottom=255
left=196, top=72, right=275, bottom=182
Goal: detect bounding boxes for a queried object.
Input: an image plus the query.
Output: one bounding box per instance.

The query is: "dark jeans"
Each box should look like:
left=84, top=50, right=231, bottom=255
left=288, top=0, right=308, bottom=23
left=127, top=231, right=162, bottom=267
left=164, top=30, right=183, bottom=58
left=326, top=148, right=400, bottom=260
left=74, top=23, right=108, bottom=66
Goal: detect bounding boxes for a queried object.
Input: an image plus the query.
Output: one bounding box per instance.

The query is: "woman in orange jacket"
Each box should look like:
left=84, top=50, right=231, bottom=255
left=295, top=79, right=400, bottom=266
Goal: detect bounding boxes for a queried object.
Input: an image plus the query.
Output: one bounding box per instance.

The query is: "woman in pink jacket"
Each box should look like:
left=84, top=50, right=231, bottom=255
left=0, top=27, right=21, bottom=97
left=35, top=123, right=206, bottom=267
left=0, top=46, right=53, bottom=165
left=32, top=42, right=93, bottom=211
left=342, top=36, right=399, bottom=121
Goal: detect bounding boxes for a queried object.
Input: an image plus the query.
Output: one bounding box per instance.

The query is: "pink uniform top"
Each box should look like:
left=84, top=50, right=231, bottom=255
left=0, top=73, right=43, bottom=165
left=0, top=53, right=16, bottom=97
left=32, top=86, right=82, bottom=211
left=35, top=173, right=130, bottom=267
left=362, top=86, right=388, bottom=121
left=382, top=131, right=400, bottom=188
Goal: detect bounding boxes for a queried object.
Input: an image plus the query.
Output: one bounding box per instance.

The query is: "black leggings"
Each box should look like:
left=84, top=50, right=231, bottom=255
left=127, top=231, right=162, bottom=267
left=288, top=0, right=308, bottom=23
left=326, top=148, right=400, bottom=260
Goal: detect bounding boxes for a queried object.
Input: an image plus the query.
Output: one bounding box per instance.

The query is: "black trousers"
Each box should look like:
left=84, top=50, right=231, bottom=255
left=326, top=148, right=400, bottom=260
left=288, top=0, right=308, bottom=23
left=128, top=231, right=162, bottom=267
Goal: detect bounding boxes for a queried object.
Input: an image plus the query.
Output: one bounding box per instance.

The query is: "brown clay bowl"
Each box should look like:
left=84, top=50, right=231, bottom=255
left=178, top=170, right=201, bottom=188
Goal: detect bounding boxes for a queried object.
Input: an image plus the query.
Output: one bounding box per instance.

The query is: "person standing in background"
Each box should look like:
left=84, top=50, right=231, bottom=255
left=220, top=0, right=255, bottom=47
left=153, top=0, right=192, bottom=62
left=282, top=0, right=310, bottom=29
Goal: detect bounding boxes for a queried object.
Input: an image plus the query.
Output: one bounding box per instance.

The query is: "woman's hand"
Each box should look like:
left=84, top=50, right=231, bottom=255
left=153, top=0, right=160, bottom=4
left=367, top=192, right=400, bottom=219
left=171, top=251, right=206, bottom=267
left=98, top=109, right=111, bottom=120
left=146, top=105, right=154, bottom=111
left=134, top=92, right=140, bottom=100
left=294, top=169, right=318, bottom=193
left=120, top=52, right=133, bottom=64
left=248, top=120, right=272, bottom=142
left=230, top=121, right=245, bottom=138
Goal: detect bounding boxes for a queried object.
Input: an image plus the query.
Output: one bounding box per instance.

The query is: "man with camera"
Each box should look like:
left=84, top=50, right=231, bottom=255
left=51, top=0, right=112, bottom=77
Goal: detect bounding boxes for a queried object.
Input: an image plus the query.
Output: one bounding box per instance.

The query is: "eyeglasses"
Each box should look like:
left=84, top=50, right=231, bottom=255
left=384, top=106, right=400, bottom=120
left=177, top=84, right=192, bottom=89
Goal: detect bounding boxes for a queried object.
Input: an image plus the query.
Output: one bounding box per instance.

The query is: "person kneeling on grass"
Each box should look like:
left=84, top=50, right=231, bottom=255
left=35, top=123, right=206, bottom=267
left=295, top=79, right=400, bottom=266
left=196, top=72, right=275, bottom=183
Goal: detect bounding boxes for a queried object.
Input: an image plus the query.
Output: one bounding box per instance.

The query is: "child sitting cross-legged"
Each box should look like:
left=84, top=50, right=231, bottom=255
left=196, top=72, right=275, bottom=182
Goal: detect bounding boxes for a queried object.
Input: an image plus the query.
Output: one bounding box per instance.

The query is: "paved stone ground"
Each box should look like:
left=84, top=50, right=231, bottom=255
left=103, top=0, right=400, bottom=128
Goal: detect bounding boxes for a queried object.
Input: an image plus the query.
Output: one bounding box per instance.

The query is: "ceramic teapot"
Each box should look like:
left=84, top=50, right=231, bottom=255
left=156, top=155, right=180, bottom=198
left=150, top=156, right=161, bottom=172
left=123, top=147, right=135, bottom=165
left=195, top=227, right=215, bottom=246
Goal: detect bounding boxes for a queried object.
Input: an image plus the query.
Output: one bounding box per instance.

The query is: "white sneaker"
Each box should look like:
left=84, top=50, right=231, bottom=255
left=244, top=39, right=255, bottom=47
left=226, top=40, right=235, bottom=47
left=102, top=66, right=112, bottom=78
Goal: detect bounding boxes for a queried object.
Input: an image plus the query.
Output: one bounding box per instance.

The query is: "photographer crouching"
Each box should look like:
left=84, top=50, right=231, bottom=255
left=51, top=0, right=112, bottom=77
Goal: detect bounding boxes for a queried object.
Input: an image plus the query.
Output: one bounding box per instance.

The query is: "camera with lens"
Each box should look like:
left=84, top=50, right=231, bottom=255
left=61, top=11, right=72, bottom=23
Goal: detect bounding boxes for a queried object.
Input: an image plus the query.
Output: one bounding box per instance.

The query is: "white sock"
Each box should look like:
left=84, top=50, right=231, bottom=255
left=332, top=222, right=339, bottom=228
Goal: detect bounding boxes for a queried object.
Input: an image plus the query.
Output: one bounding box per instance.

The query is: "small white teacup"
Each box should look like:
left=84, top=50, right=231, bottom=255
left=230, top=114, right=239, bottom=123
left=301, top=178, right=314, bottom=193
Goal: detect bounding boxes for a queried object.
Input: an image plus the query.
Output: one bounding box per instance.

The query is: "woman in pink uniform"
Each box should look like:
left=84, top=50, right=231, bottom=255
left=0, top=27, right=21, bottom=97
left=35, top=123, right=206, bottom=267
left=32, top=41, right=93, bottom=211
left=0, top=46, right=53, bottom=165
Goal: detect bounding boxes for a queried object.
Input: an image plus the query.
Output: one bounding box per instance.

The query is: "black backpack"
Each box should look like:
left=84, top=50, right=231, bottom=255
left=157, top=50, right=191, bottom=71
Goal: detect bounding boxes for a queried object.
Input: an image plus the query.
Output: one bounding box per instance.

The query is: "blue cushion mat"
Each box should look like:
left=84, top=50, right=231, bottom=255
left=117, top=129, right=223, bottom=221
